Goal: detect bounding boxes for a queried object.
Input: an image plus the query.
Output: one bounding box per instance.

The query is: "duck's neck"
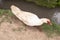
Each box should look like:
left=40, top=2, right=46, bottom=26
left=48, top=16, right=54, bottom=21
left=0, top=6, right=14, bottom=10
left=39, top=18, right=47, bottom=25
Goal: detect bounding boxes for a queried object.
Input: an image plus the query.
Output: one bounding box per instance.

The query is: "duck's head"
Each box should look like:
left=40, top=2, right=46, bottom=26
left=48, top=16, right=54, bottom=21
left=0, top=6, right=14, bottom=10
left=40, top=18, right=52, bottom=25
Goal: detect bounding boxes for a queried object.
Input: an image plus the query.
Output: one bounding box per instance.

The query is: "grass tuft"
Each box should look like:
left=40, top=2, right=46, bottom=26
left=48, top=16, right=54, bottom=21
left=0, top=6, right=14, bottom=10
left=0, top=9, right=13, bottom=16
left=42, top=21, right=60, bottom=36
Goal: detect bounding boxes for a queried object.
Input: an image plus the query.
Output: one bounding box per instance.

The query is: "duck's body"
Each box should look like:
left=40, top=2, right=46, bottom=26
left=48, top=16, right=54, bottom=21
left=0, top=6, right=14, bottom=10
left=10, top=5, right=52, bottom=26
left=19, top=11, right=43, bottom=26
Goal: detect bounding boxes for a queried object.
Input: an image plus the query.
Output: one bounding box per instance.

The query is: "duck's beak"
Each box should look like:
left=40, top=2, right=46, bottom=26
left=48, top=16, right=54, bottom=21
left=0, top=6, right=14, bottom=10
left=49, top=22, right=52, bottom=25
left=47, top=21, right=52, bottom=25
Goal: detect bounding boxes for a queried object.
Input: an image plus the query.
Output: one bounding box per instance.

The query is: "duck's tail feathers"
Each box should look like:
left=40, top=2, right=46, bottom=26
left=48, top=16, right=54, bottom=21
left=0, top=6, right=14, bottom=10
left=10, top=5, right=22, bottom=15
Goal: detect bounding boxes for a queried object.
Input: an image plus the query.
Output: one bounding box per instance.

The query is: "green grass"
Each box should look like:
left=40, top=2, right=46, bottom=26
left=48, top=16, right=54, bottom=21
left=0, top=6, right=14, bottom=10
left=0, top=9, right=60, bottom=36
left=42, top=21, right=60, bottom=36
left=0, top=9, right=13, bottom=16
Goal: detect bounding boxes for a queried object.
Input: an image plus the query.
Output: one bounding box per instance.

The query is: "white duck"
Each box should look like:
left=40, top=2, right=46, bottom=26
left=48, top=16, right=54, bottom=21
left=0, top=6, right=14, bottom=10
left=10, top=5, right=52, bottom=26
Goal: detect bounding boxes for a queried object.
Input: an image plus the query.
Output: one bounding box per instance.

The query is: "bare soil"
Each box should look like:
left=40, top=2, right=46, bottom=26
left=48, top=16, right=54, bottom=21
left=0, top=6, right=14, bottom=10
left=0, top=15, right=60, bottom=40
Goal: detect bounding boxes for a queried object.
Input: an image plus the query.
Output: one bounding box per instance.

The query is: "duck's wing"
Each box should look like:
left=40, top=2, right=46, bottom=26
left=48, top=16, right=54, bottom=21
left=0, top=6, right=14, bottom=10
left=10, top=5, right=40, bottom=21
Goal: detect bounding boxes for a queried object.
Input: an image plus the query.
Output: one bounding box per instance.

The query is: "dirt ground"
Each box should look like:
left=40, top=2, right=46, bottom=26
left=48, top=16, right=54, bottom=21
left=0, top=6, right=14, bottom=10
left=0, top=15, right=60, bottom=40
